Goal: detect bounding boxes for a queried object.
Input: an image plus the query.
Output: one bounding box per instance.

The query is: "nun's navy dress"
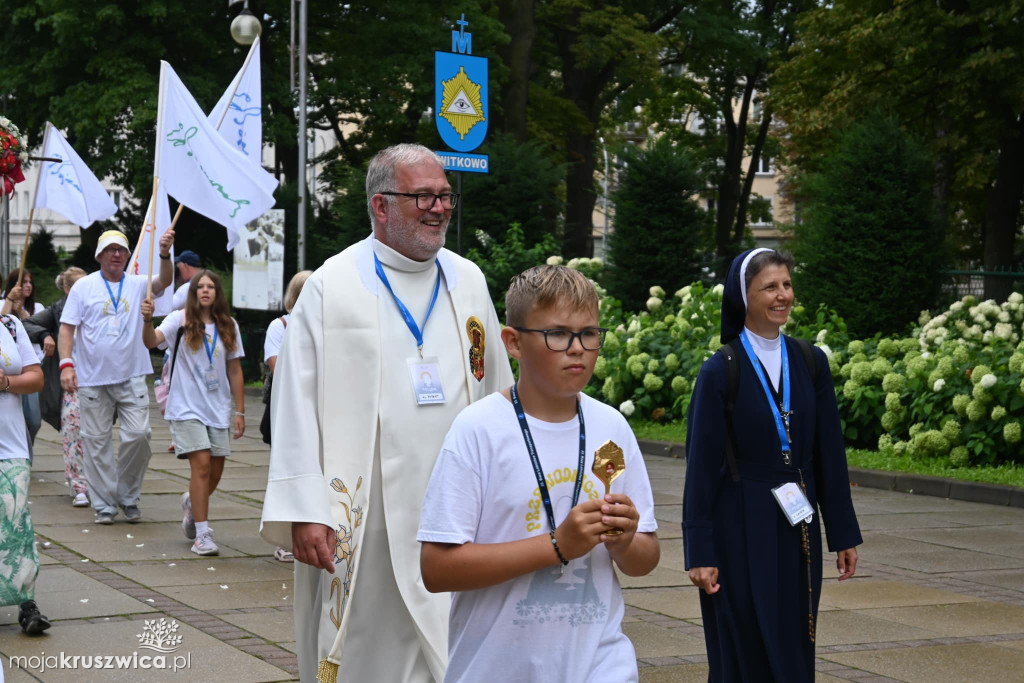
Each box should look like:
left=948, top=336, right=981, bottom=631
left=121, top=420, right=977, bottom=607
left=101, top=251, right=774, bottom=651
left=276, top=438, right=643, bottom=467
left=683, top=251, right=862, bottom=682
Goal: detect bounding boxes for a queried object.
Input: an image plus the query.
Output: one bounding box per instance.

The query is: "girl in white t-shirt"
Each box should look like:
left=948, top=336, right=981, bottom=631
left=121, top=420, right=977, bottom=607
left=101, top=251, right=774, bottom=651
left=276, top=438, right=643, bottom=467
left=141, top=270, right=245, bottom=557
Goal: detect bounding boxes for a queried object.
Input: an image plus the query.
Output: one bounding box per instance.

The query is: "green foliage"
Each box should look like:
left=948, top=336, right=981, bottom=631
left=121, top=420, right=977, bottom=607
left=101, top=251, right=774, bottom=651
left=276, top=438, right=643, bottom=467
left=793, top=112, right=942, bottom=338
left=25, top=228, right=59, bottom=271
left=604, top=138, right=711, bottom=311
left=460, top=134, right=565, bottom=251
left=465, top=224, right=558, bottom=322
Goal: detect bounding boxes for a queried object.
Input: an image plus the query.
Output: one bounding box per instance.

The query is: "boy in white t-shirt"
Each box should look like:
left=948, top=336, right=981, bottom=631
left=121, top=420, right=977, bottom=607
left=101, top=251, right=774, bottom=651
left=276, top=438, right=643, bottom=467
left=418, top=265, right=660, bottom=683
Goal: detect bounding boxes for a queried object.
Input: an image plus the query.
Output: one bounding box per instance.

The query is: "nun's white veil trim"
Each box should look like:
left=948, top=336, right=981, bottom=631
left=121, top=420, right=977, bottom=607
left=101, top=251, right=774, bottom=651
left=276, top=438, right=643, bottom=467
left=739, top=248, right=773, bottom=309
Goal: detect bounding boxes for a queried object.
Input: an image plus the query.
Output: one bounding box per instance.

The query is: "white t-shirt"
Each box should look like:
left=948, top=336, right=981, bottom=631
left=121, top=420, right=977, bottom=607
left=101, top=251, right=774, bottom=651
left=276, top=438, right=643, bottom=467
left=0, top=315, right=40, bottom=460
left=263, top=314, right=289, bottom=362
left=60, top=272, right=154, bottom=387
left=157, top=310, right=245, bottom=428
left=418, top=392, right=658, bottom=683
left=172, top=281, right=190, bottom=311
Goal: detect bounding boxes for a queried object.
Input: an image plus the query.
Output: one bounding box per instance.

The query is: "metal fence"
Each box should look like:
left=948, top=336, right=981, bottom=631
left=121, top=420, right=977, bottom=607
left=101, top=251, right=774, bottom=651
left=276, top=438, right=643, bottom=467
left=940, top=269, right=1024, bottom=301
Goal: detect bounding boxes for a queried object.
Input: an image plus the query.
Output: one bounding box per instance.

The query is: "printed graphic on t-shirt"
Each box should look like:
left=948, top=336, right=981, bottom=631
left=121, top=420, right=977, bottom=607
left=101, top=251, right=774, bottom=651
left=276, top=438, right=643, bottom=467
left=102, top=297, right=130, bottom=315
left=515, top=473, right=608, bottom=628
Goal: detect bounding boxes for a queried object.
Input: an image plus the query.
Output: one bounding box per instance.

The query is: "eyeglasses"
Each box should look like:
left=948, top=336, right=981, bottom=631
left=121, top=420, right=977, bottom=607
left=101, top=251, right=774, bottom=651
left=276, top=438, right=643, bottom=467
left=513, top=327, right=608, bottom=351
left=379, top=191, right=459, bottom=211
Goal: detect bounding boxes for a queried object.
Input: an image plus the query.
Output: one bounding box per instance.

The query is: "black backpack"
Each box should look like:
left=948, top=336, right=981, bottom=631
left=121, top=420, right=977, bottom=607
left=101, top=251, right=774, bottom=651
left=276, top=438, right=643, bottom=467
left=717, top=335, right=818, bottom=483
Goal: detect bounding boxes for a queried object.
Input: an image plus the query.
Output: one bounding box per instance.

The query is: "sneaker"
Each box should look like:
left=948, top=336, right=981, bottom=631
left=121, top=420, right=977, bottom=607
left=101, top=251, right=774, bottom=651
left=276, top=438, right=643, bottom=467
left=95, top=510, right=116, bottom=525
left=181, top=492, right=195, bottom=540
left=72, top=492, right=89, bottom=507
left=191, top=531, right=219, bottom=556
left=121, top=505, right=142, bottom=524
left=18, top=600, right=51, bottom=635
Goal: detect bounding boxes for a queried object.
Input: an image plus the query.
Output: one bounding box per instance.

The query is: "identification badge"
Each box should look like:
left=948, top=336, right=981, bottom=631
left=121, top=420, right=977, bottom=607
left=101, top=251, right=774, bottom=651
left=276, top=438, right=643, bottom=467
left=772, top=482, right=814, bottom=526
left=106, top=315, right=121, bottom=336
left=204, top=365, right=220, bottom=392
left=408, top=357, right=445, bottom=404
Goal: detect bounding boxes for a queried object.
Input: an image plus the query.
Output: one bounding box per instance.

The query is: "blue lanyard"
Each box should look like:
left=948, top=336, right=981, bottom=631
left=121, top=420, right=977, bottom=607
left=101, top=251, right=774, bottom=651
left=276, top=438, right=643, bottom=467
left=202, top=326, right=219, bottom=365
left=510, top=383, right=586, bottom=534
left=739, top=329, right=793, bottom=464
left=373, top=253, right=441, bottom=350
left=103, top=275, right=125, bottom=314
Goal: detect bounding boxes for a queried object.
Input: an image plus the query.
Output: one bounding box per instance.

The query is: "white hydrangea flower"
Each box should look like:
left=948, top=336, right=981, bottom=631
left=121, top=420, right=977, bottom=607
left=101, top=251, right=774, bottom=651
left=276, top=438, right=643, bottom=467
left=646, top=297, right=663, bottom=311
left=995, top=322, right=1014, bottom=340
left=817, top=344, right=833, bottom=359
left=590, top=257, right=603, bottom=266
left=950, top=301, right=964, bottom=312
left=711, top=283, right=724, bottom=296
left=921, top=351, right=930, bottom=359
left=918, top=311, right=932, bottom=325
left=619, top=400, right=635, bottom=417
left=933, top=378, right=945, bottom=392
left=566, top=258, right=580, bottom=269
left=1009, top=292, right=1023, bottom=304
left=999, top=311, right=1011, bottom=323
left=546, top=255, right=563, bottom=266
left=980, top=373, right=997, bottom=389
left=577, top=257, right=592, bottom=267
left=649, top=285, right=666, bottom=298
left=676, top=285, right=692, bottom=299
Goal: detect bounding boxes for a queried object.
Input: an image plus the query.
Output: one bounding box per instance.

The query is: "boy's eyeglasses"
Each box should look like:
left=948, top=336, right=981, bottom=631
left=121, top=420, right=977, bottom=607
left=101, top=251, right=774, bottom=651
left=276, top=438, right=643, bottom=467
left=513, top=327, right=608, bottom=351
left=379, top=191, right=460, bottom=210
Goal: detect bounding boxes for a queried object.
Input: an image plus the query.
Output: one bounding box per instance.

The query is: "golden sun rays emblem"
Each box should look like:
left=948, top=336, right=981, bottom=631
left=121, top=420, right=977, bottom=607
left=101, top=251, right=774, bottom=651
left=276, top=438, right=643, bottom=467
left=440, top=67, right=485, bottom=140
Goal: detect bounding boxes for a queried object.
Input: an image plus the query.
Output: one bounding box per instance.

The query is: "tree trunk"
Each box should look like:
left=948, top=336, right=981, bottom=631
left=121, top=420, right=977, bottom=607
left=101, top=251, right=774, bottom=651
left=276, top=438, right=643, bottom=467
left=497, top=0, right=535, bottom=142
left=982, top=114, right=1024, bottom=302
left=563, top=129, right=598, bottom=257
left=735, top=109, right=773, bottom=242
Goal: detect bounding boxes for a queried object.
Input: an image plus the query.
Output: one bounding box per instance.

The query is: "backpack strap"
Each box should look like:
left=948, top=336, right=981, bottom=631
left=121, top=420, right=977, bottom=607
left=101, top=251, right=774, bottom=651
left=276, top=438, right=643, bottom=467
left=716, top=338, right=742, bottom=483
left=787, top=335, right=819, bottom=386
left=166, top=327, right=186, bottom=390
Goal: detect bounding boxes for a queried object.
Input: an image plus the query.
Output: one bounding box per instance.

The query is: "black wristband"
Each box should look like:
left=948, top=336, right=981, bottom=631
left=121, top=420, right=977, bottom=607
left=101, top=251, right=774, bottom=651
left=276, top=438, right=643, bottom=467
left=549, top=531, right=569, bottom=566
left=159, top=253, right=171, bottom=260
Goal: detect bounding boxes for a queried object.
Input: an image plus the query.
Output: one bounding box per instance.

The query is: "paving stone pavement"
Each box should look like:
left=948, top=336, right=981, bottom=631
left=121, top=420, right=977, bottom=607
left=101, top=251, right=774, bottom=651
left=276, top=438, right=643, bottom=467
left=2, top=391, right=1023, bottom=681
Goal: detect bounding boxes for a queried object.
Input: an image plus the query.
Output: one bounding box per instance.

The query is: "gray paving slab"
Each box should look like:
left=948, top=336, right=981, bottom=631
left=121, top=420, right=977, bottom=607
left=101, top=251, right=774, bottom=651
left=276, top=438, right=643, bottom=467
left=0, top=566, right=157, bottom=626
left=855, top=602, right=1024, bottom=637
left=218, top=610, right=295, bottom=643
left=106, top=557, right=292, bottom=588
left=857, top=531, right=1024, bottom=573
left=820, top=642, right=1024, bottom=683
left=883, top=525, right=1024, bottom=559
left=623, top=621, right=707, bottom=657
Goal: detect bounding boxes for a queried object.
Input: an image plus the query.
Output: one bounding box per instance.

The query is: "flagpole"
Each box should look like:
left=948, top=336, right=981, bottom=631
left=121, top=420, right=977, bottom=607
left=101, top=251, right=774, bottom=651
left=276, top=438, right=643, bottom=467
left=145, top=177, right=160, bottom=298
left=215, top=36, right=259, bottom=130
left=145, top=62, right=168, bottom=300
left=16, top=123, right=52, bottom=288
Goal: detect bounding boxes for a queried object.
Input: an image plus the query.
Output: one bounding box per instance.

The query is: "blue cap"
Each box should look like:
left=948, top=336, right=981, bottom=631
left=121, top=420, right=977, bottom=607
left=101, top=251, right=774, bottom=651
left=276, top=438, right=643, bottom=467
left=174, top=250, right=200, bottom=267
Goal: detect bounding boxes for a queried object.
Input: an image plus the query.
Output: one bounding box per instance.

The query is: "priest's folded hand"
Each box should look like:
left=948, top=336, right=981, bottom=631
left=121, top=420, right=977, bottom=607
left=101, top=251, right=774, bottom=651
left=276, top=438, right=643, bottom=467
left=292, top=522, right=337, bottom=573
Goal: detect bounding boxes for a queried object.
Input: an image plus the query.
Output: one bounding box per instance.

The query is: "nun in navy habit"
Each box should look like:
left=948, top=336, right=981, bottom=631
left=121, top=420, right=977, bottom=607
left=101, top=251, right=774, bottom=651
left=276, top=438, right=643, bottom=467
left=683, top=248, right=862, bottom=682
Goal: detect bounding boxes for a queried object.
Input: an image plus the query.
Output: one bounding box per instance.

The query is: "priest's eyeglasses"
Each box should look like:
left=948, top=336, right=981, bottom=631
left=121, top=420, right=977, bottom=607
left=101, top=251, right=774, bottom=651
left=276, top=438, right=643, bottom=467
left=513, top=327, right=609, bottom=351
left=379, top=191, right=460, bottom=210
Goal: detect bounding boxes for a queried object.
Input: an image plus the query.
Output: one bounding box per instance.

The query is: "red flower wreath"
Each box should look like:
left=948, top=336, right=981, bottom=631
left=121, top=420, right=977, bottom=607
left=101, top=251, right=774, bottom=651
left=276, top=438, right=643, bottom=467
left=0, top=117, right=28, bottom=197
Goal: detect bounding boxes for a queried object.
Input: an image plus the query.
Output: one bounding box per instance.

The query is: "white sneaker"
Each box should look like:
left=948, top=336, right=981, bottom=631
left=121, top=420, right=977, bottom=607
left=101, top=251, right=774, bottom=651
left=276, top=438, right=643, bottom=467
left=72, top=492, right=89, bottom=507
left=181, top=492, right=195, bottom=540
left=191, top=531, right=219, bottom=556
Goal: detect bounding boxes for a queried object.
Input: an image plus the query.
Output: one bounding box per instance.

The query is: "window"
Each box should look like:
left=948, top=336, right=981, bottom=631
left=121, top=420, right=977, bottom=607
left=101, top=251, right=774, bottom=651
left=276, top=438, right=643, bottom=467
left=750, top=196, right=773, bottom=227
left=756, top=156, right=772, bottom=175
left=108, top=190, right=122, bottom=208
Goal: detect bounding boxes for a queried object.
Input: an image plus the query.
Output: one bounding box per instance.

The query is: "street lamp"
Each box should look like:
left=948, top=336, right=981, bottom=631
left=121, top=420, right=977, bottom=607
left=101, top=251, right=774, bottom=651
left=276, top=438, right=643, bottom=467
left=230, top=0, right=261, bottom=46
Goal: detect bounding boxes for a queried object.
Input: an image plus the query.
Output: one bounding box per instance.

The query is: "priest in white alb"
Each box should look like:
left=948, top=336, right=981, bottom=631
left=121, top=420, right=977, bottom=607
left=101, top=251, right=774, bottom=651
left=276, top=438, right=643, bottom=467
left=260, top=143, right=513, bottom=683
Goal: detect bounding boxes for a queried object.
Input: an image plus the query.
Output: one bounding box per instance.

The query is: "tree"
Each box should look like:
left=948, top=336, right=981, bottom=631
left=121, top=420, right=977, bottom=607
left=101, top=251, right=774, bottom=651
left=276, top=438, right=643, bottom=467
left=792, top=112, right=941, bottom=338
left=772, top=0, right=1024, bottom=300
left=605, top=138, right=711, bottom=312
left=661, top=0, right=813, bottom=277
left=25, top=227, right=59, bottom=271
left=534, top=1, right=685, bottom=258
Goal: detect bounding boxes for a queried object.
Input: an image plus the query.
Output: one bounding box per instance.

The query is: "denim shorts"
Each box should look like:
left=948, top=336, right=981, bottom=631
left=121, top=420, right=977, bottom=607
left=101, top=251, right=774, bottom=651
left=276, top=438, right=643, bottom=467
left=169, top=419, right=230, bottom=459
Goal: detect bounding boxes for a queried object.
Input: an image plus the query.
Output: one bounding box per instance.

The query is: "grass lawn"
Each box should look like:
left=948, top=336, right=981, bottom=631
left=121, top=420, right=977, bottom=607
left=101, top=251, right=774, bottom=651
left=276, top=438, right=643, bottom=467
left=629, top=420, right=1024, bottom=489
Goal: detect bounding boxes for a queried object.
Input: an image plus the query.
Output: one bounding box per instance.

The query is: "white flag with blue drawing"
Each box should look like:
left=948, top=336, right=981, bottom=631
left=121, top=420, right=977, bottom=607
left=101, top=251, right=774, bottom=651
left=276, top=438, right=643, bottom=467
left=35, top=122, right=118, bottom=228
left=210, top=37, right=262, bottom=165
left=156, top=60, right=278, bottom=249
left=128, top=185, right=175, bottom=315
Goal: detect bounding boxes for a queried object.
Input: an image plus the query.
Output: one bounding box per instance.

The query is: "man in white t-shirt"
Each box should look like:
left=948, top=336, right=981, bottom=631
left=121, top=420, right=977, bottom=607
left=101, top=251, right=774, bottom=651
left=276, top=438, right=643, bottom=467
left=59, top=229, right=175, bottom=524
left=171, top=250, right=202, bottom=310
